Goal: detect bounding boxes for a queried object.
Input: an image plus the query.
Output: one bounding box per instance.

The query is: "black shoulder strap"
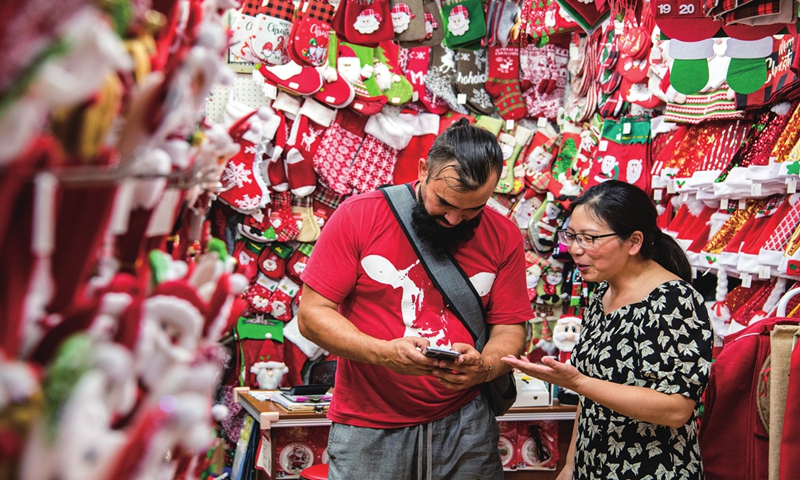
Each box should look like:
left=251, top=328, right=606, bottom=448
left=380, top=184, right=489, bottom=351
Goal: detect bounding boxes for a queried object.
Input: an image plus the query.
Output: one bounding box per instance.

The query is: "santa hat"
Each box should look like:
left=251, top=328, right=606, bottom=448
left=391, top=3, right=414, bottom=18
left=450, top=5, right=468, bottom=19
left=144, top=281, right=207, bottom=350
left=556, top=315, right=582, bottom=326
left=359, top=9, right=382, bottom=22
left=338, top=45, right=358, bottom=59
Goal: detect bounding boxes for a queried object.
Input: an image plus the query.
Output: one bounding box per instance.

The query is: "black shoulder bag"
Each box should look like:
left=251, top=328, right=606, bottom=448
left=380, top=184, right=516, bottom=416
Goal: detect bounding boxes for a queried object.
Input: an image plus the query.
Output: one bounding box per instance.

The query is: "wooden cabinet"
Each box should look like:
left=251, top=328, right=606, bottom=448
left=235, top=388, right=577, bottom=479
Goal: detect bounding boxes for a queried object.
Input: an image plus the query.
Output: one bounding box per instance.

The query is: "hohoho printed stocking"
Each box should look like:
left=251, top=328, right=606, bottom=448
left=284, top=98, right=336, bottom=197
left=454, top=49, right=494, bottom=115
left=312, top=108, right=369, bottom=195
left=424, top=43, right=468, bottom=114
left=486, top=46, right=527, bottom=120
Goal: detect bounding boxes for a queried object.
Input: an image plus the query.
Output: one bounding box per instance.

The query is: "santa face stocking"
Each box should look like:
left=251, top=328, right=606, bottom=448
left=285, top=99, right=336, bottom=197
left=312, top=185, right=345, bottom=231
left=424, top=43, right=469, bottom=114
left=267, top=276, right=300, bottom=321
left=441, top=0, right=486, bottom=49
left=312, top=109, right=368, bottom=195
left=336, top=0, right=395, bottom=47
left=586, top=118, right=651, bottom=192
left=290, top=0, right=336, bottom=67
left=486, top=46, right=527, bottom=120
left=285, top=243, right=314, bottom=285
left=454, top=49, right=494, bottom=115
left=258, top=242, right=294, bottom=280
left=391, top=0, right=426, bottom=41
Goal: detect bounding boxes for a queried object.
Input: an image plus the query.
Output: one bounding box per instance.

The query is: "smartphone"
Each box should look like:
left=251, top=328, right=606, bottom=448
left=422, top=346, right=460, bottom=361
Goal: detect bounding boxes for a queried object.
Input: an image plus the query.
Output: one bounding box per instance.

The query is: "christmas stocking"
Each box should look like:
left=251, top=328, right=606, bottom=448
left=250, top=0, right=295, bottom=65
left=725, top=37, right=772, bottom=95
left=441, top=0, right=486, bottom=49
left=486, top=46, right=527, bottom=120
left=285, top=243, right=314, bottom=284
left=220, top=110, right=271, bottom=213
left=586, top=117, right=651, bottom=193
left=348, top=108, right=415, bottom=193
left=374, top=41, right=414, bottom=105
left=535, top=259, right=565, bottom=306
left=393, top=111, right=440, bottom=184
left=229, top=1, right=266, bottom=64
left=424, top=43, right=469, bottom=114
left=292, top=194, right=321, bottom=243
left=391, top=0, right=426, bottom=42
left=312, top=185, right=346, bottom=231
left=267, top=276, right=301, bottom=321
left=233, top=240, right=266, bottom=282
left=335, top=0, right=395, bottom=47
left=668, top=39, right=714, bottom=95
left=334, top=39, right=388, bottom=115
left=285, top=98, right=336, bottom=197
left=494, top=132, right=519, bottom=194
left=289, top=0, right=336, bottom=67
left=270, top=191, right=301, bottom=242
left=258, top=242, right=294, bottom=280
left=312, top=108, right=369, bottom=195
left=454, top=49, right=494, bottom=115
left=403, top=46, right=449, bottom=113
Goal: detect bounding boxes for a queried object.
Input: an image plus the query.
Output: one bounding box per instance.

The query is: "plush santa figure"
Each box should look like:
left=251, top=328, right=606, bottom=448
left=337, top=46, right=374, bottom=89
left=354, top=9, right=382, bottom=34
left=250, top=361, right=289, bottom=390
left=448, top=5, right=470, bottom=36
left=391, top=3, right=415, bottom=34
left=552, top=314, right=581, bottom=405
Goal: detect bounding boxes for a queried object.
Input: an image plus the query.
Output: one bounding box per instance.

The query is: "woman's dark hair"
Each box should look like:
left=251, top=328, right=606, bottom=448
left=426, top=117, right=504, bottom=191
left=571, top=180, right=692, bottom=283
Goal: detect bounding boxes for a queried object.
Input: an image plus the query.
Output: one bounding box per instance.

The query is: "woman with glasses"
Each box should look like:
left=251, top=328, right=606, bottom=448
left=503, top=180, right=712, bottom=480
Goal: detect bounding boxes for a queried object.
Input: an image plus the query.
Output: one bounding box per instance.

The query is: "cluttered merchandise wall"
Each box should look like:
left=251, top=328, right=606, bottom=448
left=4, top=0, right=800, bottom=478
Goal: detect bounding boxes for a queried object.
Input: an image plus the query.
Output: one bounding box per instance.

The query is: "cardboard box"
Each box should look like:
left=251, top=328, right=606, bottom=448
left=512, top=372, right=552, bottom=407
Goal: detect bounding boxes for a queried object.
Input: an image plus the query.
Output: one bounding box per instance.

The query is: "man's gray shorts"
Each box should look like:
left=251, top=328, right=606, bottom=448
left=326, top=394, right=503, bottom=480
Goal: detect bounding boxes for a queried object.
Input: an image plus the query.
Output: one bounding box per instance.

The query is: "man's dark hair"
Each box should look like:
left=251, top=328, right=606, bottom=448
left=426, top=118, right=504, bottom=191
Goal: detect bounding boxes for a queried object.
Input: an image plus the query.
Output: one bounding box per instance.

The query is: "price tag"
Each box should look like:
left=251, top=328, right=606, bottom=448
left=720, top=198, right=729, bottom=210
left=741, top=273, right=752, bottom=288
left=537, top=117, right=548, bottom=128
left=758, top=265, right=772, bottom=279
left=457, top=93, right=467, bottom=104
left=623, top=122, right=632, bottom=134
left=751, top=183, right=762, bottom=196
left=651, top=175, right=661, bottom=189
left=599, top=140, right=609, bottom=152
left=739, top=199, right=747, bottom=210
left=506, top=119, right=515, bottom=131
left=666, top=180, right=676, bottom=194
left=653, top=189, right=663, bottom=201
left=788, top=177, right=797, bottom=194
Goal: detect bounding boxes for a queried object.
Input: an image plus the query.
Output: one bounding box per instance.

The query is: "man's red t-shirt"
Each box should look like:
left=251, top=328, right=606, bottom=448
left=301, top=185, right=532, bottom=428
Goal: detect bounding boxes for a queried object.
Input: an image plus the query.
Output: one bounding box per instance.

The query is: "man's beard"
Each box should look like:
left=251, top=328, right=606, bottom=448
left=411, top=192, right=481, bottom=257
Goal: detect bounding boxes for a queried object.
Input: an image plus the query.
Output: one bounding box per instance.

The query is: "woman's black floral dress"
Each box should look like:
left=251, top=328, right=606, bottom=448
left=570, top=280, right=713, bottom=479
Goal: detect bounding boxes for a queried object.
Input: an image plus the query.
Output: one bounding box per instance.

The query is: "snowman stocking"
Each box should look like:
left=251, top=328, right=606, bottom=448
left=285, top=98, right=336, bottom=197
left=441, top=0, right=486, bottom=49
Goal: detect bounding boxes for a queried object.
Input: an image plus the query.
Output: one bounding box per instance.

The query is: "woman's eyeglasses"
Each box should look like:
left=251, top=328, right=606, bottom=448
left=557, top=230, right=617, bottom=249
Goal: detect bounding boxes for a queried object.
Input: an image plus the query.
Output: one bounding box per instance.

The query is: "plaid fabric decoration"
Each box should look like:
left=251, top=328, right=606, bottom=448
left=291, top=193, right=314, bottom=208
left=303, top=0, right=336, bottom=22
left=724, top=0, right=780, bottom=21
left=262, top=0, right=295, bottom=22
left=313, top=184, right=347, bottom=209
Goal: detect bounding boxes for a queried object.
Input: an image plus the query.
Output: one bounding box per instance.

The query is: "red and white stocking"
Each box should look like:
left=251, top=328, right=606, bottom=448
left=285, top=98, right=336, bottom=197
